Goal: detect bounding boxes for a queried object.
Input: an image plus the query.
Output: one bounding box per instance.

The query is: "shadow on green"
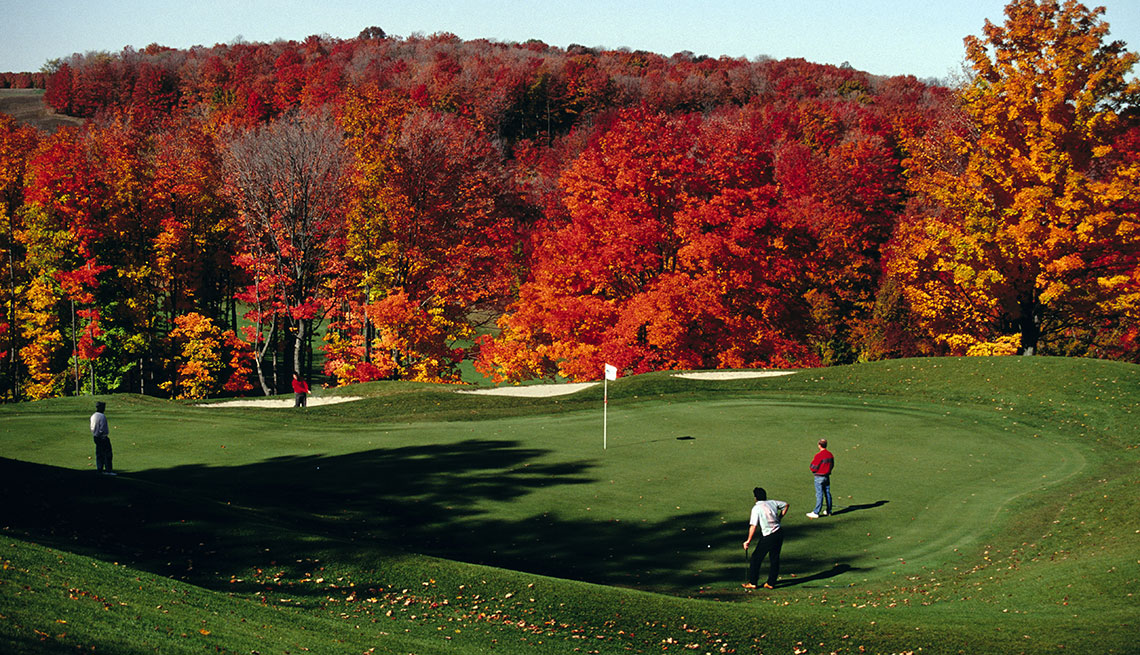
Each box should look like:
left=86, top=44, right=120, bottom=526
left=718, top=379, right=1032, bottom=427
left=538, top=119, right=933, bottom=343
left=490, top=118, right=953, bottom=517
left=4, top=442, right=873, bottom=599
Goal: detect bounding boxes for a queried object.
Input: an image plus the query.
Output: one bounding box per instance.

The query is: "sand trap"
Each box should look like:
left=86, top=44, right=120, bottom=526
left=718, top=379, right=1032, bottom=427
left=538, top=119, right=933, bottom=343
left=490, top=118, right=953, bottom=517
left=201, top=396, right=363, bottom=408
left=456, top=382, right=599, bottom=397
left=458, top=370, right=796, bottom=396
left=200, top=370, right=795, bottom=404
left=673, top=370, right=797, bottom=380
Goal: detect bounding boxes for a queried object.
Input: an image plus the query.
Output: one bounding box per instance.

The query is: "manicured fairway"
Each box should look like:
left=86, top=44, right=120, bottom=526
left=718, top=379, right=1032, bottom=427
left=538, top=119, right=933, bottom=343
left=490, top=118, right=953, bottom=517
left=1, top=357, right=1137, bottom=654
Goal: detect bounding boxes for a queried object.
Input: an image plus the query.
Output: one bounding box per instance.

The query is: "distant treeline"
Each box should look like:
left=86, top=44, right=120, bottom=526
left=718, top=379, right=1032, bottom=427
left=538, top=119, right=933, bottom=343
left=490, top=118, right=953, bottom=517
left=0, top=72, right=48, bottom=89
left=37, top=31, right=942, bottom=135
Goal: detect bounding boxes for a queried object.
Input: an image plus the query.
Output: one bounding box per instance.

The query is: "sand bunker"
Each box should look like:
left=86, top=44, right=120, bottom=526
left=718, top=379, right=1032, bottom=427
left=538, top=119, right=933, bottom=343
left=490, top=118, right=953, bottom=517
left=456, top=382, right=599, bottom=398
left=672, top=370, right=797, bottom=380
left=200, top=370, right=796, bottom=404
left=458, top=370, right=797, bottom=397
left=201, top=396, right=363, bottom=408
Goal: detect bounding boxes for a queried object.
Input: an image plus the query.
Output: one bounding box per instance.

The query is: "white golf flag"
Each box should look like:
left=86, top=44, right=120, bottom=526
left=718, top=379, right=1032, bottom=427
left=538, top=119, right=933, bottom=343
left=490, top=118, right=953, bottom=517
left=603, top=363, right=617, bottom=450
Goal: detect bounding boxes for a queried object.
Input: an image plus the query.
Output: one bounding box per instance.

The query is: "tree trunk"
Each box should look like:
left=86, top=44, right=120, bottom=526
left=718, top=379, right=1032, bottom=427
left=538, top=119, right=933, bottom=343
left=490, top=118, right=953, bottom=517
left=71, top=300, right=78, bottom=395
left=270, top=318, right=280, bottom=394
left=305, top=319, right=313, bottom=380
left=6, top=231, right=19, bottom=399
left=253, top=321, right=275, bottom=396
left=293, top=319, right=305, bottom=379
left=364, top=314, right=372, bottom=363
left=1019, top=295, right=1041, bottom=356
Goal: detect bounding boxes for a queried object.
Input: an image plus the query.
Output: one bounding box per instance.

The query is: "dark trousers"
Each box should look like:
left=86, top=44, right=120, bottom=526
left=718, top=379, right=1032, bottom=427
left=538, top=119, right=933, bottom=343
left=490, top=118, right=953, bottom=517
left=294, top=392, right=307, bottom=408
left=94, top=436, right=113, bottom=472
left=747, top=529, right=784, bottom=586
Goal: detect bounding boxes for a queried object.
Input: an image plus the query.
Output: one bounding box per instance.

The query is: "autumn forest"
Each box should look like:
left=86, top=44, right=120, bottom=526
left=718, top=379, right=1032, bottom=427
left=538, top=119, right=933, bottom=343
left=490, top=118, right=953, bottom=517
left=0, top=0, right=1137, bottom=401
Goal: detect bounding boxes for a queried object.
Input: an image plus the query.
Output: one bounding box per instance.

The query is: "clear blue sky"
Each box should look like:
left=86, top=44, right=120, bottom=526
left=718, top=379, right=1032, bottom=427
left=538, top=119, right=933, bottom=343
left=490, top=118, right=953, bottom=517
left=3, top=1, right=1138, bottom=82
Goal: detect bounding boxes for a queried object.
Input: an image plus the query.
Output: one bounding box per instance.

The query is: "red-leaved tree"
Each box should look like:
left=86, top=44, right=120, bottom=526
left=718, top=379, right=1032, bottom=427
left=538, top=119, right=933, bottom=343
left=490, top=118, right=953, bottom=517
left=328, top=88, right=521, bottom=383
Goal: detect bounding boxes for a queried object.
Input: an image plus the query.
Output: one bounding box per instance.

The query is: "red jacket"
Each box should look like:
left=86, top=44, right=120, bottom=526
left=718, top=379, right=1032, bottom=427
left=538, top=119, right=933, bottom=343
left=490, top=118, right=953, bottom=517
left=810, top=449, right=834, bottom=475
left=292, top=378, right=309, bottom=394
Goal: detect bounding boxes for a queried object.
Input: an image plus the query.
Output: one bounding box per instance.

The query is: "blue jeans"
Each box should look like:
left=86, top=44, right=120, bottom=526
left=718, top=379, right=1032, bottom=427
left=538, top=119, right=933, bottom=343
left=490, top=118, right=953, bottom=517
left=813, top=475, right=832, bottom=515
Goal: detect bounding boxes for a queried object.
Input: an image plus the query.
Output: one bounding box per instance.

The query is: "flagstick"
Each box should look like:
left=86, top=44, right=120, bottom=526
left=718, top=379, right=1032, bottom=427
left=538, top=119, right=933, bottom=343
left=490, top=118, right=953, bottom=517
left=603, top=375, right=608, bottom=450
left=602, top=363, right=617, bottom=450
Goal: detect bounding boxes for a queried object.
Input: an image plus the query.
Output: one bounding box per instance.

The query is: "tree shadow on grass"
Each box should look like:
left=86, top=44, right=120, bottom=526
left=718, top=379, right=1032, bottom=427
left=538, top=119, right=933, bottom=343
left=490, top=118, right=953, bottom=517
left=2, top=448, right=860, bottom=597
left=831, top=500, right=889, bottom=516
left=3, top=442, right=590, bottom=585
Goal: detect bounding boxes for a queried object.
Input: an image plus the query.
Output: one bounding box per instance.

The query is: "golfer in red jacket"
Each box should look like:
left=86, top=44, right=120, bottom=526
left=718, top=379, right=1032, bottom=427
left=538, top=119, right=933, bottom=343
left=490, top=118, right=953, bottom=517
left=806, top=439, right=834, bottom=519
left=292, top=373, right=310, bottom=408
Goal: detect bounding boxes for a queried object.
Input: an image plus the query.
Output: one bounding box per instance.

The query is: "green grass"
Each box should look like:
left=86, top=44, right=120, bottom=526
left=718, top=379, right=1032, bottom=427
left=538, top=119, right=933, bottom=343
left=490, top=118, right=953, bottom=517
left=1, top=357, right=1137, bottom=654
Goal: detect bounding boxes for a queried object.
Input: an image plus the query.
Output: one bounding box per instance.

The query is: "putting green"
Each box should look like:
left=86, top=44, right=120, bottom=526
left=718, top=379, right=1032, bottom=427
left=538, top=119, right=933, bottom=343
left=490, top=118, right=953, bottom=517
left=3, top=393, right=1087, bottom=596
left=383, top=397, right=1087, bottom=593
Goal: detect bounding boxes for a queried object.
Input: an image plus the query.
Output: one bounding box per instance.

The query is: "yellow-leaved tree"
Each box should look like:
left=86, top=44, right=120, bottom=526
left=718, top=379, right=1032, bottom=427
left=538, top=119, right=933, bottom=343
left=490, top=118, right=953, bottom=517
left=162, top=312, right=253, bottom=399
left=887, top=0, right=1140, bottom=356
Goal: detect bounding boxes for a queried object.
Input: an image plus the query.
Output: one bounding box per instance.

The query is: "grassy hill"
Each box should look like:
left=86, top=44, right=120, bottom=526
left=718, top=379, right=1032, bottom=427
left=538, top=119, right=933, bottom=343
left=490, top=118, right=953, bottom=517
left=0, top=88, right=83, bottom=131
left=1, top=357, right=1137, bottom=654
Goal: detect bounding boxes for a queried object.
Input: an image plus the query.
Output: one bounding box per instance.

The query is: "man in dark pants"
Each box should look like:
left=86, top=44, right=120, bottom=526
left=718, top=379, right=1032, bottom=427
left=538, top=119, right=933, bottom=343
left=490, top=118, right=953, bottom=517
left=90, top=401, right=114, bottom=475
left=742, top=486, right=788, bottom=589
left=292, top=373, right=310, bottom=408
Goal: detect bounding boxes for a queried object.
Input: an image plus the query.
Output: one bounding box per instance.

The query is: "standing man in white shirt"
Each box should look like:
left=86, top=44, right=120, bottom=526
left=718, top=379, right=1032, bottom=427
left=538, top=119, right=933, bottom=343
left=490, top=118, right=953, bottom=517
left=90, top=401, right=115, bottom=475
left=742, top=486, right=787, bottom=589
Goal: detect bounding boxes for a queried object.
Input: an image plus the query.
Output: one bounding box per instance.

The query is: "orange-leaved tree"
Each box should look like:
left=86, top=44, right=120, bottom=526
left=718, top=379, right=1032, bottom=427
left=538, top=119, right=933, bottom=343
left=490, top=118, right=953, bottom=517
left=887, top=0, right=1140, bottom=356
left=331, top=87, right=521, bottom=383
left=0, top=115, right=40, bottom=398
left=17, top=127, right=106, bottom=398
left=151, top=117, right=244, bottom=326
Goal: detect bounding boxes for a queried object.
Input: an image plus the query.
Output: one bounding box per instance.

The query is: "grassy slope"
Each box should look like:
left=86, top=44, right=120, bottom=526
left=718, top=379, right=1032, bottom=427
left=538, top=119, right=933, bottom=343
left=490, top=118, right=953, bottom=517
left=1, top=357, right=1137, bottom=654
left=0, top=89, right=84, bottom=131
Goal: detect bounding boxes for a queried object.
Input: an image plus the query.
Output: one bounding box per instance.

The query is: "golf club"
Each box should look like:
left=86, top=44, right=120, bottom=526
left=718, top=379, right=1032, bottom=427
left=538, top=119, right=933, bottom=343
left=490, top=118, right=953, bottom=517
left=743, top=545, right=750, bottom=587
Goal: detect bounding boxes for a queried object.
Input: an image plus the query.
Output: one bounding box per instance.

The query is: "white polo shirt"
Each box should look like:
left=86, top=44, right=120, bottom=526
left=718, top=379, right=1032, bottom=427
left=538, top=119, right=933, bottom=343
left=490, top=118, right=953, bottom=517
left=749, top=499, right=787, bottom=537
left=90, top=411, right=109, bottom=438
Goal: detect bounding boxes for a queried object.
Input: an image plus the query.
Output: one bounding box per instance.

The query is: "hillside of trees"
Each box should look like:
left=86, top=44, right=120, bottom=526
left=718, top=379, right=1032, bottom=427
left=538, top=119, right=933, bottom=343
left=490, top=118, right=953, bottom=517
left=0, top=72, right=48, bottom=89
left=0, top=0, right=1137, bottom=401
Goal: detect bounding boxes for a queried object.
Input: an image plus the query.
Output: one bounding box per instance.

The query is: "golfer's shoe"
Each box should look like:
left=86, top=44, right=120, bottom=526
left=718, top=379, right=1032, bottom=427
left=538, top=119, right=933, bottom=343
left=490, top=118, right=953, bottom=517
left=806, top=512, right=820, bottom=519
left=741, top=583, right=758, bottom=589
left=763, top=583, right=775, bottom=589
left=821, top=511, right=830, bottom=516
